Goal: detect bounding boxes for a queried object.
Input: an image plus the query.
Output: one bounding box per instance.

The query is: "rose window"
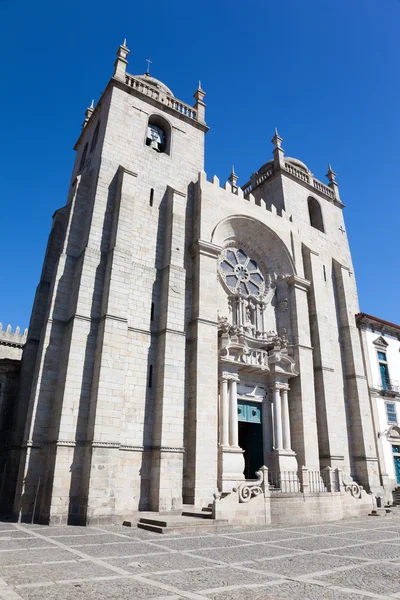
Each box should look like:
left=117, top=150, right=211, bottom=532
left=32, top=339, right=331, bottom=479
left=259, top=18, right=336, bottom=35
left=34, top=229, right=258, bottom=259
left=219, top=248, right=265, bottom=297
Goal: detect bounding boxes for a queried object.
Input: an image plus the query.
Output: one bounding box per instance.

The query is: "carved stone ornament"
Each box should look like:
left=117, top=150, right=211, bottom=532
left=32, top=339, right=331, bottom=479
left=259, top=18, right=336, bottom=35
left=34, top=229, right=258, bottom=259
left=237, top=469, right=264, bottom=502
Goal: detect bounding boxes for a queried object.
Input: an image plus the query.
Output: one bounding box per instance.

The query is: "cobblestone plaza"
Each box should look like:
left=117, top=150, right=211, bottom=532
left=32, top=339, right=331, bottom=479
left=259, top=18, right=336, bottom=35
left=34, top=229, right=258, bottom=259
left=1, top=515, right=400, bottom=599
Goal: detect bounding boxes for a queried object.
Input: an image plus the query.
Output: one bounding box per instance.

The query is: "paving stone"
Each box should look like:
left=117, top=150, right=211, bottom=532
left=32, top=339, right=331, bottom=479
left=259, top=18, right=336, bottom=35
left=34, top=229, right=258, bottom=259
left=203, top=581, right=379, bottom=600
left=329, top=529, right=400, bottom=542
left=269, top=535, right=356, bottom=552
left=222, top=530, right=313, bottom=543
left=246, top=552, right=368, bottom=577
left=106, top=552, right=225, bottom=573
left=314, top=562, right=400, bottom=595
left=324, top=542, right=400, bottom=560
left=0, top=530, right=34, bottom=539
left=0, top=537, right=55, bottom=551
left=80, top=541, right=172, bottom=558
left=188, top=544, right=303, bottom=563
left=64, top=534, right=131, bottom=546
left=0, top=547, right=81, bottom=567
left=0, top=560, right=111, bottom=586
left=283, top=525, right=360, bottom=536
left=144, top=566, right=278, bottom=592
left=154, top=536, right=252, bottom=552
left=14, top=578, right=178, bottom=600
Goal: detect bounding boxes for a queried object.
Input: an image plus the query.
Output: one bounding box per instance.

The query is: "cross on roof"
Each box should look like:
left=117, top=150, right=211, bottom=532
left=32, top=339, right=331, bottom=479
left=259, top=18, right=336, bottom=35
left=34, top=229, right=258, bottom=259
left=146, top=58, right=152, bottom=74
left=339, top=226, right=346, bottom=235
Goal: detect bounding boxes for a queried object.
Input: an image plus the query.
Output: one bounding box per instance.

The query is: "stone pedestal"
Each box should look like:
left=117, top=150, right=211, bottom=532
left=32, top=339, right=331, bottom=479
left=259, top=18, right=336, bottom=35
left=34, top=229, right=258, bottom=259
left=219, top=446, right=245, bottom=493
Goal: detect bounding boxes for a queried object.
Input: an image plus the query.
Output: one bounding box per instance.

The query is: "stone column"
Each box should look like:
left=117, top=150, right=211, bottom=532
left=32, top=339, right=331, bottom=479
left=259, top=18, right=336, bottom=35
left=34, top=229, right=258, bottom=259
left=281, top=387, right=291, bottom=451
left=262, top=395, right=273, bottom=467
left=272, top=386, right=283, bottom=450
left=229, top=377, right=239, bottom=447
left=220, top=377, right=229, bottom=447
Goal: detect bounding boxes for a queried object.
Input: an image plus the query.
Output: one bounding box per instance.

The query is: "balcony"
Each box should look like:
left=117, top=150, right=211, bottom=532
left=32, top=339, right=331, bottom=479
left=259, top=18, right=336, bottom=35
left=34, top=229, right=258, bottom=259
left=377, top=379, right=400, bottom=395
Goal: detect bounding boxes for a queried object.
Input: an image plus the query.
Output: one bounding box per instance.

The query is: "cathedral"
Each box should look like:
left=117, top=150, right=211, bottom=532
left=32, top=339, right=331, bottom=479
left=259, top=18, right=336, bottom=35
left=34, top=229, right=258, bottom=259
left=0, top=42, right=384, bottom=526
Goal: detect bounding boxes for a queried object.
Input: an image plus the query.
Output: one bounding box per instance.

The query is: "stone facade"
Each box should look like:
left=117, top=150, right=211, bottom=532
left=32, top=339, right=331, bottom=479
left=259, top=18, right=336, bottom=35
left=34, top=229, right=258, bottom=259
left=3, top=42, right=382, bottom=524
left=0, top=324, right=27, bottom=513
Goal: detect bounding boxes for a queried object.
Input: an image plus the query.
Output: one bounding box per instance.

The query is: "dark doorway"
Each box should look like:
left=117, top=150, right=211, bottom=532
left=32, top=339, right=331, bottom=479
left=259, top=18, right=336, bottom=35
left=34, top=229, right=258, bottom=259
left=238, top=400, right=264, bottom=479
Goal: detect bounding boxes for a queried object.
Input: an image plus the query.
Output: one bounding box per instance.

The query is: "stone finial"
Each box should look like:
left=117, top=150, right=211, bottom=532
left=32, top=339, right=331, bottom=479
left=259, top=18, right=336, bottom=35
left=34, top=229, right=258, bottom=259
left=271, top=127, right=285, bottom=169
left=193, top=81, right=206, bottom=123
left=6, top=324, right=11, bottom=333
left=81, top=99, right=95, bottom=130
left=228, top=166, right=239, bottom=191
left=271, top=127, right=283, bottom=149
left=0, top=323, right=2, bottom=331
left=326, top=163, right=341, bottom=203
left=15, top=326, right=20, bottom=335
left=326, top=163, right=336, bottom=183
left=113, top=38, right=130, bottom=82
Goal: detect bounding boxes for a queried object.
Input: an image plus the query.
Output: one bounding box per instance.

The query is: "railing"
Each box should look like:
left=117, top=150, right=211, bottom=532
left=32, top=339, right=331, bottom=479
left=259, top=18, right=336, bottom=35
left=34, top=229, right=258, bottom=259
left=377, top=379, right=400, bottom=393
left=269, top=470, right=300, bottom=493
left=313, top=179, right=334, bottom=199
left=242, top=166, right=274, bottom=197
left=285, top=162, right=310, bottom=183
left=124, top=75, right=197, bottom=120
left=239, top=349, right=269, bottom=368
left=165, top=97, right=197, bottom=119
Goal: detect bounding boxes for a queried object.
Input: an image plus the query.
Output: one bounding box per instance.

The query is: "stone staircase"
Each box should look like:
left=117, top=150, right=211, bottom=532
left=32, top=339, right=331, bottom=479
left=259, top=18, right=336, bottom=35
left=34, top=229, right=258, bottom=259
left=136, top=502, right=234, bottom=534
left=393, top=487, right=400, bottom=506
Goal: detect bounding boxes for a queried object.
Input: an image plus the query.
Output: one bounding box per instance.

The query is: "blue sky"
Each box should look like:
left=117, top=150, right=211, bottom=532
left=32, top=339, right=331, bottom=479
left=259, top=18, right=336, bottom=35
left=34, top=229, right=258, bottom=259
left=0, top=0, right=399, bottom=330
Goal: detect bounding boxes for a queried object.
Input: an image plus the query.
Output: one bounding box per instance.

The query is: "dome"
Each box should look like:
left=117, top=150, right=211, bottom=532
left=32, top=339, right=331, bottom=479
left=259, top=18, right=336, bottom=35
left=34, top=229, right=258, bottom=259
left=285, top=157, right=309, bottom=172
left=134, top=73, right=174, bottom=97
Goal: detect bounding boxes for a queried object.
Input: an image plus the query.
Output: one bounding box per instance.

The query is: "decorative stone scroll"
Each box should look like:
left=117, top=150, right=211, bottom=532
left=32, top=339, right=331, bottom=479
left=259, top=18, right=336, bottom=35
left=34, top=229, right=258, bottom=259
left=342, top=480, right=363, bottom=499
left=237, top=468, right=266, bottom=503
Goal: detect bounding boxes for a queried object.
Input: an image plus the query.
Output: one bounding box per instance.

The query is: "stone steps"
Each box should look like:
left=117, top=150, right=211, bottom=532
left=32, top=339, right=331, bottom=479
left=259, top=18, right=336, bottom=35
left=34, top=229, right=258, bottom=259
left=137, top=514, right=233, bottom=534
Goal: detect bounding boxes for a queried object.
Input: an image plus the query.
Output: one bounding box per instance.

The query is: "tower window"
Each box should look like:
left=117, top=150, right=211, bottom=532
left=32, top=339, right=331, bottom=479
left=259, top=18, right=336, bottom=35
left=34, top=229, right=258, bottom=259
left=90, top=122, right=100, bottom=152
left=145, top=115, right=171, bottom=154
left=79, top=143, right=88, bottom=172
left=308, top=197, right=325, bottom=232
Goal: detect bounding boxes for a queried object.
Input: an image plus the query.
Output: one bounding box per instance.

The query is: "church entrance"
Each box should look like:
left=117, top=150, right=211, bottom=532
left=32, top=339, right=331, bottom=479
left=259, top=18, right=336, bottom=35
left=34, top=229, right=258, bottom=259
left=238, top=400, right=264, bottom=479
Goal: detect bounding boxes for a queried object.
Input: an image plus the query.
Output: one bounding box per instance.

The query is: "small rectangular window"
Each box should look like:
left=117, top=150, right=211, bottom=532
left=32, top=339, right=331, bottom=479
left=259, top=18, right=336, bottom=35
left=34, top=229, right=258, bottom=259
left=378, top=351, right=387, bottom=362
left=386, top=403, right=397, bottom=424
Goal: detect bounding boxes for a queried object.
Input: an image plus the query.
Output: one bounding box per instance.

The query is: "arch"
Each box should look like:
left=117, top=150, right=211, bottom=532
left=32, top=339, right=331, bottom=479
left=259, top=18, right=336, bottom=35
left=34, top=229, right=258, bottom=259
left=211, top=215, right=296, bottom=282
left=388, top=425, right=400, bottom=439
left=146, top=114, right=172, bottom=154
left=308, top=196, right=325, bottom=232
left=90, top=122, right=100, bottom=152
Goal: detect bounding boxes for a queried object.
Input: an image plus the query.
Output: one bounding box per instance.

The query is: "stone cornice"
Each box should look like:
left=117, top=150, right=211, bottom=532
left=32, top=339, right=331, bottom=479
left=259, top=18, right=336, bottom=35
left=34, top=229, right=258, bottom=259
left=190, top=239, right=222, bottom=259
left=287, top=275, right=311, bottom=290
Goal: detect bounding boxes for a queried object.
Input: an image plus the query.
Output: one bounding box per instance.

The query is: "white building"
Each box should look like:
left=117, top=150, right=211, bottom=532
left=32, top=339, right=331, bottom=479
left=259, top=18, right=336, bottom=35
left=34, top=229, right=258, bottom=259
left=357, top=313, right=400, bottom=501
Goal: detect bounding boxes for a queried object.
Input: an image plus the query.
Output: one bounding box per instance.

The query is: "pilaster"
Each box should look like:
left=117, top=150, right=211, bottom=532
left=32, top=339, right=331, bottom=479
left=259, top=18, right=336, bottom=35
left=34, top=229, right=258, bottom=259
left=332, top=260, right=381, bottom=492
left=185, top=240, right=220, bottom=505
left=303, top=246, right=349, bottom=471
left=287, top=274, right=320, bottom=470
left=151, top=186, right=187, bottom=511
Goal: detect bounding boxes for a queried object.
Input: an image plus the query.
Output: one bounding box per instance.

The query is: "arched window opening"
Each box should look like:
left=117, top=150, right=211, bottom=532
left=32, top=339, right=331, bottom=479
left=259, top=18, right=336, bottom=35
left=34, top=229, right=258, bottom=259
left=145, top=115, right=171, bottom=154
left=150, top=188, right=154, bottom=206
left=79, top=143, right=88, bottom=172
left=90, top=122, right=100, bottom=153
left=308, top=197, right=325, bottom=233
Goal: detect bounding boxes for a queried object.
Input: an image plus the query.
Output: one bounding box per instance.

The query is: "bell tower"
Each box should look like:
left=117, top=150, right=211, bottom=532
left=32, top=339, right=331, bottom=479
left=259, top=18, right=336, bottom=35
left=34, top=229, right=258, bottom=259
left=14, top=41, right=208, bottom=523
